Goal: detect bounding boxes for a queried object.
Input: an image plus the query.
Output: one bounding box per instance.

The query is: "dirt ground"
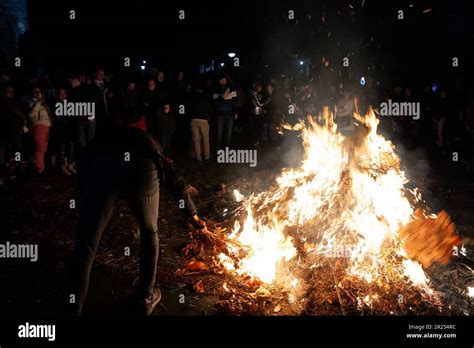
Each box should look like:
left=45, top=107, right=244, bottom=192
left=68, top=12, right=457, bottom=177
left=0, top=133, right=473, bottom=318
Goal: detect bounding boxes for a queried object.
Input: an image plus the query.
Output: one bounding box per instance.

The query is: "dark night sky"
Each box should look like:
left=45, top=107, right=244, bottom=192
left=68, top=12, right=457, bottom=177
left=19, top=0, right=474, bottom=84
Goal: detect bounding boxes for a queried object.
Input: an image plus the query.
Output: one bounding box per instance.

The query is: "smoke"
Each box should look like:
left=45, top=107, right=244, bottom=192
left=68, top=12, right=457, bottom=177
left=279, top=132, right=305, bottom=168
left=392, top=142, right=443, bottom=214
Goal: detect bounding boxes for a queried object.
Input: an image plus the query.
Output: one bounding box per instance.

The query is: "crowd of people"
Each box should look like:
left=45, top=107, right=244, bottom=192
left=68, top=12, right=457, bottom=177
left=381, top=84, right=474, bottom=161
left=0, top=65, right=473, bottom=185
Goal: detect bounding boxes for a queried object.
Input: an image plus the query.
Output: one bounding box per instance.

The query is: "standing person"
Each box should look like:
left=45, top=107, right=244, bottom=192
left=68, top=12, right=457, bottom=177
left=172, top=71, right=187, bottom=106
left=249, top=81, right=269, bottom=146
left=189, top=85, right=212, bottom=161
left=142, top=78, right=160, bottom=129
left=0, top=88, right=7, bottom=170
left=319, top=57, right=336, bottom=104
left=0, top=84, right=26, bottom=185
left=27, top=87, right=52, bottom=175
left=265, top=83, right=280, bottom=143
left=172, top=72, right=192, bottom=155
left=334, top=87, right=355, bottom=136
left=52, top=87, right=77, bottom=175
left=0, top=69, right=11, bottom=90
left=388, top=85, right=404, bottom=135
left=70, top=74, right=95, bottom=148
left=212, top=74, right=238, bottom=149
left=152, top=101, right=175, bottom=159
left=66, top=106, right=205, bottom=316
left=296, top=84, right=318, bottom=118
left=279, top=77, right=296, bottom=124
left=105, top=87, right=121, bottom=125
left=419, top=85, right=436, bottom=149
left=155, top=70, right=170, bottom=107
left=401, top=87, right=417, bottom=142
left=0, top=85, right=25, bottom=165
left=435, top=89, right=452, bottom=151
left=90, top=68, right=109, bottom=138
left=123, top=80, right=138, bottom=107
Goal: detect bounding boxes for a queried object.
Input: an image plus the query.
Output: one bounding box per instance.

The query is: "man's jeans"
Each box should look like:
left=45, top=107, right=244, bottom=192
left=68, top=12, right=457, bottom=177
left=59, top=142, right=75, bottom=166
left=67, top=157, right=159, bottom=315
left=216, top=114, right=234, bottom=149
left=78, top=120, right=96, bottom=148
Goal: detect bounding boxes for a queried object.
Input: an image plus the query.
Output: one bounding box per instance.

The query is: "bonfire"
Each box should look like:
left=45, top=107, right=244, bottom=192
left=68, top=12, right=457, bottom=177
left=180, top=105, right=464, bottom=315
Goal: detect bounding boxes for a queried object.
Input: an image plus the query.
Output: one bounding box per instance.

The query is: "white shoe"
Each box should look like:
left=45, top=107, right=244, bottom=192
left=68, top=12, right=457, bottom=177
left=67, top=164, right=77, bottom=174
left=61, top=165, right=72, bottom=175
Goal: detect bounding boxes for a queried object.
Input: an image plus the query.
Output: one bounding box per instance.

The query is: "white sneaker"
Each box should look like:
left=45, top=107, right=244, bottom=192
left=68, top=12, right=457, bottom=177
left=67, top=163, right=77, bottom=174
left=61, top=165, right=72, bottom=175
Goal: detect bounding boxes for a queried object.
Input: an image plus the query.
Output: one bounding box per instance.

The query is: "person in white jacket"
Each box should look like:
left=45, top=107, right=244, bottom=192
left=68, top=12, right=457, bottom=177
left=28, top=87, right=52, bottom=174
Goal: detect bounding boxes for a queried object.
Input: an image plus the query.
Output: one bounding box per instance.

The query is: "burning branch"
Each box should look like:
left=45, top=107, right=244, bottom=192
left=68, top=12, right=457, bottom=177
left=178, top=106, right=463, bottom=315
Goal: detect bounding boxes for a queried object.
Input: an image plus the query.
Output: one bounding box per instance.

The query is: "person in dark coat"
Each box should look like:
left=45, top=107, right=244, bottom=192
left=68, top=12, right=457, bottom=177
left=66, top=106, right=205, bottom=316
left=149, top=101, right=176, bottom=158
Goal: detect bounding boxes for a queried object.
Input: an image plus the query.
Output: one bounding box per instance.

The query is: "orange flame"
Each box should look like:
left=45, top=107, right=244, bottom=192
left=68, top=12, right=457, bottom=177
left=220, top=106, right=459, bottom=298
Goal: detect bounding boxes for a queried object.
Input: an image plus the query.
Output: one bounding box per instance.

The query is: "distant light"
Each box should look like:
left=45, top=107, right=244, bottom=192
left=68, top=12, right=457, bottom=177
left=432, top=83, right=438, bottom=92
left=142, top=60, right=147, bottom=64
left=360, top=77, right=366, bottom=86
left=228, top=52, right=236, bottom=58
left=140, top=65, right=146, bottom=71
left=299, top=60, right=304, bottom=65
left=220, top=63, right=225, bottom=67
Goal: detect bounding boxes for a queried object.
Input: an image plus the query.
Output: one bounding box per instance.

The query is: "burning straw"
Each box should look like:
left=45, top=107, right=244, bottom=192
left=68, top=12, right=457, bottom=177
left=180, top=106, right=463, bottom=315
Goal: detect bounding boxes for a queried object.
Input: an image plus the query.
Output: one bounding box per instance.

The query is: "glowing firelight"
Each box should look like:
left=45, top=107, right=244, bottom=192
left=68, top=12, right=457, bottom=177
left=233, top=189, right=245, bottom=202
left=402, top=259, right=431, bottom=291
left=467, top=287, right=474, bottom=298
left=220, top=203, right=296, bottom=283
left=220, top=106, right=443, bottom=296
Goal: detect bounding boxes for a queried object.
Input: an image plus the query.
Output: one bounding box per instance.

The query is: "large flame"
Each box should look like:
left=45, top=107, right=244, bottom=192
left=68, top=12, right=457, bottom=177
left=219, top=106, right=454, bottom=298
